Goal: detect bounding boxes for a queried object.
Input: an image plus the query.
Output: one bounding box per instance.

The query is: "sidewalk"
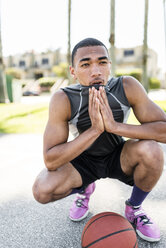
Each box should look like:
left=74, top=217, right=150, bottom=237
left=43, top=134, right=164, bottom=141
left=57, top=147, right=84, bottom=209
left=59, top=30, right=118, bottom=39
left=20, top=89, right=166, bottom=104
left=148, top=89, right=166, bottom=101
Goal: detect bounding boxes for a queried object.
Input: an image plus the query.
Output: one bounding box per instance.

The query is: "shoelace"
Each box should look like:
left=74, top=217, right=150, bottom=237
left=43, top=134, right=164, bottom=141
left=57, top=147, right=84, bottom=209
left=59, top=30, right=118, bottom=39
left=139, top=215, right=153, bottom=226
left=134, top=212, right=153, bottom=225
left=134, top=210, right=153, bottom=226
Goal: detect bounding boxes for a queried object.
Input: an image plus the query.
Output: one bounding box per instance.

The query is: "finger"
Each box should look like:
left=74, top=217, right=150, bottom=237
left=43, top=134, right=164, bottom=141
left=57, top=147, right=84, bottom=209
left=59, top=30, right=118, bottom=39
left=97, top=90, right=104, bottom=106
left=92, top=88, right=97, bottom=106
left=92, top=88, right=100, bottom=111
left=89, top=87, right=96, bottom=112
left=89, top=88, right=92, bottom=111
left=99, top=87, right=109, bottom=106
left=95, top=97, right=100, bottom=111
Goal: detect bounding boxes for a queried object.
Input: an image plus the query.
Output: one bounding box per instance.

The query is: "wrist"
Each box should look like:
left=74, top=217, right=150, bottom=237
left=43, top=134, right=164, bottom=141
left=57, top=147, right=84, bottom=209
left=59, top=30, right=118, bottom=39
left=106, top=121, right=118, bottom=134
left=89, top=126, right=103, bottom=137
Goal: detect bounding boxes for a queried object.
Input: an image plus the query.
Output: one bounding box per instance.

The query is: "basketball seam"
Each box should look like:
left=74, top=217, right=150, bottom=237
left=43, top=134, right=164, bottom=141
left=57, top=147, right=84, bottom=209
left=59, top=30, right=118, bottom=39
left=82, top=213, right=126, bottom=243
left=82, top=228, right=134, bottom=248
left=133, top=239, right=138, bottom=248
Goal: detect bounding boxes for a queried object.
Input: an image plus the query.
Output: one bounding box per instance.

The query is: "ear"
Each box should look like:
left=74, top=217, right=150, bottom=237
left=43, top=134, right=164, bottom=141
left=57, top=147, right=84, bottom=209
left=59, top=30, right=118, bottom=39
left=109, top=61, right=112, bottom=75
left=69, top=66, right=77, bottom=80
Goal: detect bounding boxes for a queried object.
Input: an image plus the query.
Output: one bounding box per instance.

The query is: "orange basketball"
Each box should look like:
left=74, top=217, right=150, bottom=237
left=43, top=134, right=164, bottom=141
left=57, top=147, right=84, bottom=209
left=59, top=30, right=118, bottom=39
left=81, top=212, right=138, bottom=248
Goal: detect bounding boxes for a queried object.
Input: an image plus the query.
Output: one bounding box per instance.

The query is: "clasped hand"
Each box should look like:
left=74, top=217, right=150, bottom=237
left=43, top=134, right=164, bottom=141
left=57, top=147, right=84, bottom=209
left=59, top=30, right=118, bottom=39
left=89, top=86, right=116, bottom=134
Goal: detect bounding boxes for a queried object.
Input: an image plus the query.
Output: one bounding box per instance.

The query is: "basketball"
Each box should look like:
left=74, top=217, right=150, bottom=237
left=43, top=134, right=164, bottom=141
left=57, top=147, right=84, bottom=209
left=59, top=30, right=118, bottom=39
left=81, top=212, right=138, bottom=248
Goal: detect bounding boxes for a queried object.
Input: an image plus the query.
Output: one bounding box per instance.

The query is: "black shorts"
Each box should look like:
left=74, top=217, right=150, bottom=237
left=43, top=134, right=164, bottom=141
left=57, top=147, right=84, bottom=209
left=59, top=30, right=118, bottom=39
left=70, top=141, right=134, bottom=188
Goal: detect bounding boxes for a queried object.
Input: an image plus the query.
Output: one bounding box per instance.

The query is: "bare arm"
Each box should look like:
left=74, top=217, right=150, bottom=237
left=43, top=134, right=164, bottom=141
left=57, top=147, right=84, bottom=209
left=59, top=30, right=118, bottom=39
left=98, top=76, right=166, bottom=143
left=43, top=88, right=104, bottom=170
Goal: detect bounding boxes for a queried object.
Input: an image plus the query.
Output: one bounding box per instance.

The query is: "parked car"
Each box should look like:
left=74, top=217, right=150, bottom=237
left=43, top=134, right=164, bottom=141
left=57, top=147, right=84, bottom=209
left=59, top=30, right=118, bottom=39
left=23, top=91, right=40, bottom=96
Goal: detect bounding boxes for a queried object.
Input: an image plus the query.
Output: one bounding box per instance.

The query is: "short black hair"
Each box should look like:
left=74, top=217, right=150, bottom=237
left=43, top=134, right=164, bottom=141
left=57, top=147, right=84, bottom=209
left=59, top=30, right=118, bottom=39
left=71, top=38, right=108, bottom=66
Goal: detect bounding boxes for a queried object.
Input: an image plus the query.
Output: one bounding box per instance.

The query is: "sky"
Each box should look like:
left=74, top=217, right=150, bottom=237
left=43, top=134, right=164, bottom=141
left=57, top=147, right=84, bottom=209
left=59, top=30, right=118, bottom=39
left=1, top=0, right=166, bottom=73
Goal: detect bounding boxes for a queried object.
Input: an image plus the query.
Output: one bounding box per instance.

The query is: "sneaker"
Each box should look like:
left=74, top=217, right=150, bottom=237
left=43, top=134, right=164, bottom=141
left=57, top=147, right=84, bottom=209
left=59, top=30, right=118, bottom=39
left=69, top=182, right=96, bottom=221
left=125, top=200, right=160, bottom=242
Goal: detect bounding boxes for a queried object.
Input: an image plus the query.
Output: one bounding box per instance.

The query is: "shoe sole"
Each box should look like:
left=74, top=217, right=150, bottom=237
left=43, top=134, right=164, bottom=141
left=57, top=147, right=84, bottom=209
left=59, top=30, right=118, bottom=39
left=136, top=229, right=160, bottom=242
left=69, top=209, right=89, bottom=222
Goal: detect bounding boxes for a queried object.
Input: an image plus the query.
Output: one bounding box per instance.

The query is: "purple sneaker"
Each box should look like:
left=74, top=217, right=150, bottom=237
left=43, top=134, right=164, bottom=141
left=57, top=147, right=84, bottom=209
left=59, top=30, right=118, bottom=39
left=69, top=183, right=96, bottom=221
left=125, top=200, right=160, bottom=242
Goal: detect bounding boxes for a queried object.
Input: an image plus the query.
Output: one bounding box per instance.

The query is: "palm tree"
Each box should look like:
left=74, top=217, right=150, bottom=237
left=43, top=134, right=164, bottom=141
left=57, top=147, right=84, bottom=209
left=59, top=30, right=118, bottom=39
left=67, top=0, right=71, bottom=66
left=0, top=10, right=7, bottom=103
left=164, top=0, right=166, bottom=51
left=67, top=0, right=72, bottom=84
left=109, top=0, right=115, bottom=77
left=142, top=0, right=149, bottom=92
left=163, top=0, right=166, bottom=87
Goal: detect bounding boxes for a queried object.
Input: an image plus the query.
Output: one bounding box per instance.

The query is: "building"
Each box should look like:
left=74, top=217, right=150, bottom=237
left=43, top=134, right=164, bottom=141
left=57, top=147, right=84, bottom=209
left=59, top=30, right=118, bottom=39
left=3, top=48, right=66, bottom=79
left=115, top=46, right=158, bottom=78
left=4, top=45, right=158, bottom=79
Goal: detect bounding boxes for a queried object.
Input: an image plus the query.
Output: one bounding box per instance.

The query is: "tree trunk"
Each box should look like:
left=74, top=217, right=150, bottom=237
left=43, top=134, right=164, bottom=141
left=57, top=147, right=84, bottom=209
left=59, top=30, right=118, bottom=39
left=142, top=0, right=149, bottom=92
left=163, top=0, right=166, bottom=87
left=67, top=0, right=71, bottom=65
left=0, top=11, right=8, bottom=103
left=67, top=0, right=71, bottom=84
left=109, top=0, right=115, bottom=77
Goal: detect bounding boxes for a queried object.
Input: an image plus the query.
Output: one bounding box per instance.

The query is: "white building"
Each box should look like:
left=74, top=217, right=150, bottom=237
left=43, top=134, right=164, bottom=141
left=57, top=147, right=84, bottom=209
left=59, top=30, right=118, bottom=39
left=115, top=46, right=158, bottom=77
left=3, top=49, right=66, bottom=79
left=4, top=46, right=158, bottom=79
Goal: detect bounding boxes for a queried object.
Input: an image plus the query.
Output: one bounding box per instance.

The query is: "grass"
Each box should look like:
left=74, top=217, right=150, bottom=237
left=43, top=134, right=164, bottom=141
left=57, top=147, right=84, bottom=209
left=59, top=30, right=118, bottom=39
left=0, top=100, right=166, bottom=134
left=0, top=102, right=49, bottom=133
left=127, top=100, right=166, bottom=125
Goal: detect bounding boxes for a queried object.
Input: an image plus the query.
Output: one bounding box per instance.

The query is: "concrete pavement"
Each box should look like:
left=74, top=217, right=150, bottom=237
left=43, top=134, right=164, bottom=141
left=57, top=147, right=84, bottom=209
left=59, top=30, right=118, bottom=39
left=0, top=133, right=166, bottom=248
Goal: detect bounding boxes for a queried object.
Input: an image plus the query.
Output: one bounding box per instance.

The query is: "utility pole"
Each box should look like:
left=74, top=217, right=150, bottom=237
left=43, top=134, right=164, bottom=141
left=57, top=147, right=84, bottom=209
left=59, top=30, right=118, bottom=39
left=0, top=4, right=8, bottom=103
left=142, top=0, right=149, bottom=92
left=109, top=0, right=115, bottom=77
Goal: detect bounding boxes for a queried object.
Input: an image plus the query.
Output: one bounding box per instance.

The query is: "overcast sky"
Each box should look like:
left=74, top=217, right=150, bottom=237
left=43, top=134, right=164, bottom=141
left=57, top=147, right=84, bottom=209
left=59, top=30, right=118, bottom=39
left=1, top=0, right=166, bottom=72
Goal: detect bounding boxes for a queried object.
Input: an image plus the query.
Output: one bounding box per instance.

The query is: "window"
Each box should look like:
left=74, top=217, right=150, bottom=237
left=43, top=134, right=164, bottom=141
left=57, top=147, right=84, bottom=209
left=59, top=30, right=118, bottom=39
left=34, top=61, right=38, bottom=67
left=19, top=60, right=26, bottom=67
left=42, top=58, right=49, bottom=65
left=124, top=50, right=134, bottom=56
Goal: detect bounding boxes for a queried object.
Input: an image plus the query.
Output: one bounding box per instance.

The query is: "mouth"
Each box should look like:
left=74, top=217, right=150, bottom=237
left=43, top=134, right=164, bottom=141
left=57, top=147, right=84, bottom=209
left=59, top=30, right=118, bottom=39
left=91, top=80, right=104, bottom=86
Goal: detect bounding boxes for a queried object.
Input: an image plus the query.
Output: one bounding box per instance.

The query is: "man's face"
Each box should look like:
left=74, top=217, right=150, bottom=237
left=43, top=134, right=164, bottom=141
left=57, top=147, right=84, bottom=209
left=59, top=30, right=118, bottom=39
left=70, top=46, right=111, bottom=86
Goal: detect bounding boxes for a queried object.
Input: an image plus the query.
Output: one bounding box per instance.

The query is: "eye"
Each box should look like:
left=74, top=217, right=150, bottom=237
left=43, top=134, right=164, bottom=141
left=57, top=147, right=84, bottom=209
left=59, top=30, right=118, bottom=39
left=99, top=61, right=107, bottom=65
left=81, top=63, right=89, bottom=67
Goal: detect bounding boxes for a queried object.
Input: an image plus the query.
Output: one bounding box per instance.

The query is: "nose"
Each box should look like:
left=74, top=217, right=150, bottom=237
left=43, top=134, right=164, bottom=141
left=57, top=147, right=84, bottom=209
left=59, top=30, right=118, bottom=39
left=90, top=64, right=101, bottom=77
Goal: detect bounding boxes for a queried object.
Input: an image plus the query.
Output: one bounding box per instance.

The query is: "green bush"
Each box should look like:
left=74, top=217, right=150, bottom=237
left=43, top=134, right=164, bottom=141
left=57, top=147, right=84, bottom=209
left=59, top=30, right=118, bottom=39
left=129, top=70, right=142, bottom=82
left=115, top=69, right=142, bottom=82
left=52, top=62, right=68, bottom=78
left=5, top=68, right=22, bottom=79
left=149, top=77, right=160, bottom=89
left=38, top=77, right=57, bottom=87
left=115, top=70, right=161, bottom=90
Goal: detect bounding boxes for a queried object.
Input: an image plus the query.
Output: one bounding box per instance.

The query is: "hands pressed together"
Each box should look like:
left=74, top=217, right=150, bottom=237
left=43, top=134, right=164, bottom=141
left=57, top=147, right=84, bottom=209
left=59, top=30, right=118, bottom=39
left=89, top=87, right=117, bottom=134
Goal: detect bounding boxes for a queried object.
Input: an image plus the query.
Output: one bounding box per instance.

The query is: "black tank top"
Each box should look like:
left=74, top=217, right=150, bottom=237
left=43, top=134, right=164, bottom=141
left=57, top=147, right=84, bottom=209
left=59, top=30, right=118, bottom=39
left=62, top=77, right=130, bottom=156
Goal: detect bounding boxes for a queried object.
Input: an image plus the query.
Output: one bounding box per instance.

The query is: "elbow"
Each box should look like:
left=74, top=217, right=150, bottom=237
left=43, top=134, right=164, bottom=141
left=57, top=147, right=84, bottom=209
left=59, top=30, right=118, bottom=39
left=159, top=136, right=166, bottom=143
left=44, top=161, right=55, bottom=171
left=155, top=132, right=166, bottom=143
left=44, top=152, right=59, bottom=171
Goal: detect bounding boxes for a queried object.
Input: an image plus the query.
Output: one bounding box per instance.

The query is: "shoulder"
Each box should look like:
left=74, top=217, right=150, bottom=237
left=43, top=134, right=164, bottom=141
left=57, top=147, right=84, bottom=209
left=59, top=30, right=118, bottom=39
left=50, top=89, right=70, bottom=104
left=122, top=76, right=147, bottom=106
left=49, top=89, right=71, bottom=121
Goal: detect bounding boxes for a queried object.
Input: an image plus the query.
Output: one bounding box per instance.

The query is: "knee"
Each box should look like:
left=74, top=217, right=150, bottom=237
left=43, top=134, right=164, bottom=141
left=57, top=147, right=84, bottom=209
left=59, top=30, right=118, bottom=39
left=32, top=179, right=54, bottom=204
left=138, top=140, right=164, bottom=172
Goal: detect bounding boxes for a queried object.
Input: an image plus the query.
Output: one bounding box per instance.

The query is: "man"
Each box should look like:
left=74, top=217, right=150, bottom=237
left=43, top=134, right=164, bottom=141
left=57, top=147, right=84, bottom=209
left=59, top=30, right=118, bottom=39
left=33, top=38, right=166, bottom=242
